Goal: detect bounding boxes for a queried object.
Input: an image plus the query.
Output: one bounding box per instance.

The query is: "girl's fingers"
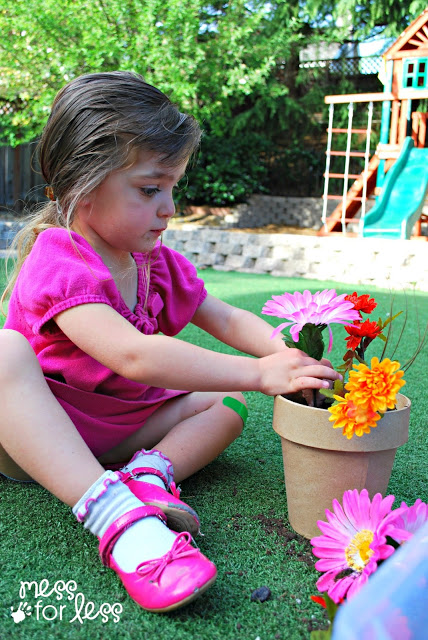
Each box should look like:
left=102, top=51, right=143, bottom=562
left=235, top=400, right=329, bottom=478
left=298, top=365, right=341, bottom=381
left=292, top=377, right=332, bottom=392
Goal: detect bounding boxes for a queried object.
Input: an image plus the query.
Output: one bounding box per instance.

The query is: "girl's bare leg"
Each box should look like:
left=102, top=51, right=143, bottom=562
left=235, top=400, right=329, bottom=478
left=0, top=333, right=218, bottom=612
left=98, top=391, right=246, bottom=483
left=0, top=330, right=105, bottom=506
left=1, top=330, right=245, bottom=494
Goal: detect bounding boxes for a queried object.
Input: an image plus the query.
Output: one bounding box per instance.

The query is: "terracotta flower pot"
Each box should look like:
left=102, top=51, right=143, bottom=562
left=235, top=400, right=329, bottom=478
left=272, top=393, right=411, bottom=539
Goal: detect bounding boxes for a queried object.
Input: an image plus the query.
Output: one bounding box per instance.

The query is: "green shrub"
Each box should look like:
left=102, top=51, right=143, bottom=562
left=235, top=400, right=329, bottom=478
left=178, top=133, right=270, bottom=207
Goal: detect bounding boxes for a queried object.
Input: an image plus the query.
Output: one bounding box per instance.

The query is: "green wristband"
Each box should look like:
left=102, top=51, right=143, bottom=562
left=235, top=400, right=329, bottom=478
left=222, top=396, right=248, bottom=425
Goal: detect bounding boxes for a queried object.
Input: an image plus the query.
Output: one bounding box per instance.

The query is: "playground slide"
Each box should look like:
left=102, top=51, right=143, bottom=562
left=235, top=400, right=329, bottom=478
left=361, top=137, right=428, bottom=239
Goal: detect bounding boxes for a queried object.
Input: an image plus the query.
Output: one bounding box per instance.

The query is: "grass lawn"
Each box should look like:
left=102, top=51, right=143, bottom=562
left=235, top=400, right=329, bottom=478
left=0, top=260, right=427, bottom=640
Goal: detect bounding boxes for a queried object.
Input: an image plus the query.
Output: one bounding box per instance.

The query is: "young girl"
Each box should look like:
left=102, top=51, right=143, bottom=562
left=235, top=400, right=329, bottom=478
left=0, top=71, right=340, bottom=613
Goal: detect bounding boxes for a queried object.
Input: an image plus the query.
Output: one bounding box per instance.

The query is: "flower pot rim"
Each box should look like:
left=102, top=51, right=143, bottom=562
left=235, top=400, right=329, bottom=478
left=272, top=393, right=410, bottom=452
left=275, top=392, right=411, bottom=414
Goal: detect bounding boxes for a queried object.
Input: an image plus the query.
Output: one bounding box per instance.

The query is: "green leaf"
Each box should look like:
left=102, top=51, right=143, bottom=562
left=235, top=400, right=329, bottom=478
left=382, top=311, right=403, bottom=328
left=284, top=323, right=326, bottom=360
left=333, top=379, right=345, bottom=394
left=283, top=335, right=298, bottom=349
left=319, top=388, right=336, bottom=399
left=324, top=593, right=341, bottom=624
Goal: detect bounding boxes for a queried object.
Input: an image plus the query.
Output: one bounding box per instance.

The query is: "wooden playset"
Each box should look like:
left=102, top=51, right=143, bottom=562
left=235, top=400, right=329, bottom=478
left=320, top=9, right=428, bottom=239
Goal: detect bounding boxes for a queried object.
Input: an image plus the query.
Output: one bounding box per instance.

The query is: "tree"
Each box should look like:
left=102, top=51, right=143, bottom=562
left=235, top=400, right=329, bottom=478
left=0, top=1, right=425, bottom=203
left=0, top=0, right=301, bottom=144
left=302, top=0, right=428, bottom=40
left=1, top=0, right=425, bottom=144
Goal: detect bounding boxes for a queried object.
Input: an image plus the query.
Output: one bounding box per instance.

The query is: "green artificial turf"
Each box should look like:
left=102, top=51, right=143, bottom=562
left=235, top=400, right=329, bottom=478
left=0, top=261, right=427, bottom=640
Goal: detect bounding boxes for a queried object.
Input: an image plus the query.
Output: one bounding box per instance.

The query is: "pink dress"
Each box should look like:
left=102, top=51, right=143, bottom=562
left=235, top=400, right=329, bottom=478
left=4, top=228, right=207, bottom=456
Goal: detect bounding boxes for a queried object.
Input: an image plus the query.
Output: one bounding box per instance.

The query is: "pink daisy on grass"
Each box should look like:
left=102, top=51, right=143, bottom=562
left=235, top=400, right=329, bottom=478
left=262, top=289, right=360, bottom=351
left=389, top=499, right=428, bottom=543
left=310, top=489, right=408, bottom=603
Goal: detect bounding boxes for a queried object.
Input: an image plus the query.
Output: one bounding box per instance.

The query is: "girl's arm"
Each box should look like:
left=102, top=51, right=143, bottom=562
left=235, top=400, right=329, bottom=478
left=191, top=294, right=286, bottom=357
left=54, top=303, right=340, bottom=397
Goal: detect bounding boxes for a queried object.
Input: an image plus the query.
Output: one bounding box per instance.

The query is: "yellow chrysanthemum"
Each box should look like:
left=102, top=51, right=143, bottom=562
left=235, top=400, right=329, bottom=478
left=328, top=393, right=381, bottom=439
left=345, top=357, right=405, bottom=413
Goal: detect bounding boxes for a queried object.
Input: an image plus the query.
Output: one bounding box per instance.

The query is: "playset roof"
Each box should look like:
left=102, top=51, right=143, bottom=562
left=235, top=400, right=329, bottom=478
left=384, top=9, right=428, bottom=60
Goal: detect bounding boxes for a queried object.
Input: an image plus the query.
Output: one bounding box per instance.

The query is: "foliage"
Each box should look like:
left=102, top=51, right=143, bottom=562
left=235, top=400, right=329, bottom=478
left=0, top=0, right=300, bottom=145
left=0, top=1, right=424, bottom=202
left=178, top=133, right=269, bottom=206
left=303, top=0, right=428, bottom=39
left=1, top=0, right=424, bottom=146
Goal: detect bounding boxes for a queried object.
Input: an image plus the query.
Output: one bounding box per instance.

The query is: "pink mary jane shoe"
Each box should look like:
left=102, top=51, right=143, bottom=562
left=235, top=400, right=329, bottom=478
left=119, top=467, right=200, bottom=536
left=99, top=506, right=217, bottom=613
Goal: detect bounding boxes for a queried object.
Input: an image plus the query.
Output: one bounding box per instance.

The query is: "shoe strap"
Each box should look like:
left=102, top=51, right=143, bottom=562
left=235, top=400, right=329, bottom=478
left=99, top=506, right=166, bottom=568
left=169, top=481, right=181, bottom=498
left=119, top=467, right=169, bottom=487
left=136, top=532, right=198, bottom=583
left=119, top=467, right=182, bottom=498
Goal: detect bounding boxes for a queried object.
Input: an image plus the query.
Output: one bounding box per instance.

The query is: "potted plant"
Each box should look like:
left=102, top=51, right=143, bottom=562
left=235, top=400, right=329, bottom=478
left=262, top=289, right=425, bottom=539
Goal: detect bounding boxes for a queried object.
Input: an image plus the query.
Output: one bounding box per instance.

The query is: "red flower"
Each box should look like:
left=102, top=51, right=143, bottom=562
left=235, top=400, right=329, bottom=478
left=345, top=292, right=377, bottom=315
left=310, top=595, right=327, bottom=608
left=345, top=319, right=382, bottom=350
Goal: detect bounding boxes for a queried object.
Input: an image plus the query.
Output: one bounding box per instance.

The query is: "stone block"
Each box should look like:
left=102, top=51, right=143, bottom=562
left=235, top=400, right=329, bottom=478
left=163, top=229, right=177, bottom=241
left=194, top=252, right=225, bottom=268
left=214, top=242, right=244, bottom=256
left=241, top=243, right=270, bottom=258
left=183, top=240, right=215, bottom=255
left=213, top=253, right=226, bottom=266
left=254, top=257, right=281, bottom=272
left=181, top=252, right=198, bottom=263
left=224, top=254, right=255, bottom=270
left=271, top=245, right=295, bottom=260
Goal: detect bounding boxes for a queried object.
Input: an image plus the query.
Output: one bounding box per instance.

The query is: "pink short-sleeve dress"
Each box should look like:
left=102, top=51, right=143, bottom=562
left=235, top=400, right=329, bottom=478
left=4, top=228, right=207, bottom=456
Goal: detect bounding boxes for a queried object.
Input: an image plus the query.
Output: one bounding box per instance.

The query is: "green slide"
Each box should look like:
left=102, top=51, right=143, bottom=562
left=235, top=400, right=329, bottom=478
left=361, top=136, right=428, bottom=239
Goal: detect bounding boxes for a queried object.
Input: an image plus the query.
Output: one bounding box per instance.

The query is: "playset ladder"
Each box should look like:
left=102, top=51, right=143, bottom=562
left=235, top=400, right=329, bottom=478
left=321, top=101, right=375, bottom=235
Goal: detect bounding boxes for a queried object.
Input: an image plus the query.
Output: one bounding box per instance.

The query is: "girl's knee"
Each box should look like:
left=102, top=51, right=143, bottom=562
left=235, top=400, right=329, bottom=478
left=223, top=391, right=246, bottom=408
left=0, top=329, right=31, bottom=352
left=0, top=330, right=38, bottom=380
left=220, top=391, right=247, bottom=437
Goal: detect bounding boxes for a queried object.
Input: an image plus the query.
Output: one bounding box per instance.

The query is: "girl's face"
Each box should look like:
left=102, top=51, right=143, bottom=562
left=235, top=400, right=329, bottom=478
left=73, top=150, right=188, bottom=259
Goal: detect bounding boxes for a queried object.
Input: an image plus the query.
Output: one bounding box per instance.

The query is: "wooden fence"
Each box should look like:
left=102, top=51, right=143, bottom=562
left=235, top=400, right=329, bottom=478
left=0, top=142, right=46, bottom=212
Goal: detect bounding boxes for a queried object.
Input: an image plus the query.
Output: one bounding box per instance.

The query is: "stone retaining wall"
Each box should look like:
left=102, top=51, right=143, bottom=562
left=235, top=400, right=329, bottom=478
left=1, top=220, right=426, bottom=291
left=0, top=220, right=22, bottom=250
left=184, top=195, right=337, bottom=229
left=163, top=228, right=428, bottom=291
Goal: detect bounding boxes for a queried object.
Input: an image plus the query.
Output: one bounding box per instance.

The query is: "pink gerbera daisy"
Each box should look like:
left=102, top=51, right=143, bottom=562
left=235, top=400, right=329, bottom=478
left=262, top=289, right=360, bottom=351
left=389, top=499, right=428, bottom=543
left=310, top=489, right=407, bottom=603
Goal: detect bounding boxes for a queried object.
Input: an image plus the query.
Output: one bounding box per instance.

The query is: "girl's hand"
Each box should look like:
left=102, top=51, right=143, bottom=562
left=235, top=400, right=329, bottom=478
left=301, top=358, right=335, bottom=406
left=258, top=350, right=341, bottom=397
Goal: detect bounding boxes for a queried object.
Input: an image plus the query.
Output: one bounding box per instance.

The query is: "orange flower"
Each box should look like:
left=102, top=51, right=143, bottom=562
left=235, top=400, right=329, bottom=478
left=328, top=393, right=381, bottom=439
left=346, top=357, right=405, bottom=413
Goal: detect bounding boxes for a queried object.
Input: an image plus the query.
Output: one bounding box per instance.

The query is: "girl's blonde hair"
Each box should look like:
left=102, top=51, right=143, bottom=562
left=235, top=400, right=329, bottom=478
left=2, top=71, right=201, bottom=309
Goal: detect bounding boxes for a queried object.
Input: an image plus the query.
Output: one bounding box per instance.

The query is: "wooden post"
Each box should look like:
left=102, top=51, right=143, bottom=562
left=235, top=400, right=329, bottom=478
left=376, top=60, right=394, bottom=194
left=411, top=112, right=427, bottom=147
left=13, top=146, right=22, bottom=212
left=390, top=101, right=400, bottom=145
left=398, top=99, right=409, bottom=144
